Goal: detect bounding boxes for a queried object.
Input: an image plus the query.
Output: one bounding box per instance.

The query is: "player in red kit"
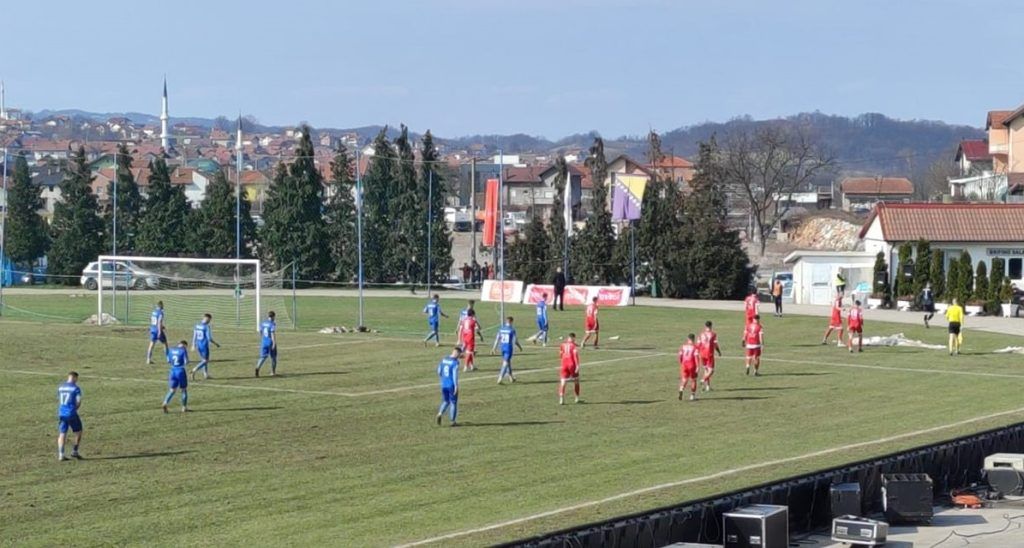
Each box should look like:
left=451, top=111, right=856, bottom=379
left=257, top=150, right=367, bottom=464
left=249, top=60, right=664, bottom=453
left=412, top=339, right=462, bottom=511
left=581, top=297, right=600, bottom=349
left=558, top=333, right=581, bottom=405
left=743, top=315, right=764, bottom=376
left=846, top=300, right=864, bottom=353
left=744, top=289, right=759, bottom=326
left=678, top=334, right=699, bottom=401
left=459, top=309, right=482, bottom=371
left=821, top=298, right=845, bottom=347
left=698, top=320, right=722, bottom=392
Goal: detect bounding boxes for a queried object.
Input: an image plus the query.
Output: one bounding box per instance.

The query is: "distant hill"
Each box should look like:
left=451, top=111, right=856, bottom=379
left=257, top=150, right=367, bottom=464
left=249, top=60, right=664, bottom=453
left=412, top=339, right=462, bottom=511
left=27, top=108, right=981, bottom=177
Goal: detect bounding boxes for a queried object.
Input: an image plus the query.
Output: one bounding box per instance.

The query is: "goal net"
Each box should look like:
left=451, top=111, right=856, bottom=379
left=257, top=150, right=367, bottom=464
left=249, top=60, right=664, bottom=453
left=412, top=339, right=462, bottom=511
left=94, top=256, right=291, bottom=330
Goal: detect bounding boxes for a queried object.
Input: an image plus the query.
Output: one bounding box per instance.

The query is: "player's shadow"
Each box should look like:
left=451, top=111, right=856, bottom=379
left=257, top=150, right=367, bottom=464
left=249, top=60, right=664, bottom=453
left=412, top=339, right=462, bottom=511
left=718, top=386, right=796, bottom=392
left=192, top=406, right=283, bottom=413
left=280, top=371, right=348, bottom=378
left=767, top=372, right=833, bottom=377
left=516, top=379, right=600, bottom=385
left=703, top=396, right=772, bottom=401
left=458, top=420, right=563, bottom=428
left=90, top=450, right=194, bottom=460
left=586, top=399, right=663, bottom=405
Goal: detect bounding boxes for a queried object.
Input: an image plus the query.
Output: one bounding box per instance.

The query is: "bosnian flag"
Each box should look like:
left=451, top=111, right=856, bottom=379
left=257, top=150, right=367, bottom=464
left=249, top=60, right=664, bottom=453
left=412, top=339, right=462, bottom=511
left=612, top=173, right=648, bottom=221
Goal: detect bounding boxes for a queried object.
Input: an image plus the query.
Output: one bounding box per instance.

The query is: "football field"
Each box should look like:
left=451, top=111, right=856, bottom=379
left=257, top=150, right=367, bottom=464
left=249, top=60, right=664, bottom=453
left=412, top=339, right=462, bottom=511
left=3, top=293, right=1024, bottom=547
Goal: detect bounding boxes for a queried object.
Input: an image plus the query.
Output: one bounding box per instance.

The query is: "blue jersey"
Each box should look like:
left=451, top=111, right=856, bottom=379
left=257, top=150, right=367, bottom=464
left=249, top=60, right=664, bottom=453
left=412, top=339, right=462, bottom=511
left=536, top=301, right=548, bottom=328
left=437, top=356, right=459, bottom=388
left=57, top=382, right=81, bottom=417
left=193, top=322, right=211, bottom=348
left=497, top=325, right=517, bottom=353
left=150, top=308, right=164, bottom=334
left=424, top=301, right=442, bottom=324
left=260, top=319, right=276, bottom=347
left=167, top=347, right=189, bottom=369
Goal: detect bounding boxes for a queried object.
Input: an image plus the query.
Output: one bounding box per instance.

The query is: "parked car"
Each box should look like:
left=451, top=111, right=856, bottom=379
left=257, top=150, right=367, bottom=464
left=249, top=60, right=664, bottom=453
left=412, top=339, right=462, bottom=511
left=80, top=261, right=160, bottom=290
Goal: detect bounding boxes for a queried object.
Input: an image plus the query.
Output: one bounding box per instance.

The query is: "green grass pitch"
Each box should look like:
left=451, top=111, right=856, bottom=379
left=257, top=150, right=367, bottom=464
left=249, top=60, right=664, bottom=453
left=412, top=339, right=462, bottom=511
left=3, top=293, right=1024, bottom=546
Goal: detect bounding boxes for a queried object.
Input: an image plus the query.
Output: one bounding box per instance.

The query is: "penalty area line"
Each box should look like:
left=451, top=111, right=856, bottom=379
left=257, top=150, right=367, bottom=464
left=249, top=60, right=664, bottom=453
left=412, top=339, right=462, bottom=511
left=728, top=355, right=1024, bottom=380
left=397, top=404, right=1024, bottom=547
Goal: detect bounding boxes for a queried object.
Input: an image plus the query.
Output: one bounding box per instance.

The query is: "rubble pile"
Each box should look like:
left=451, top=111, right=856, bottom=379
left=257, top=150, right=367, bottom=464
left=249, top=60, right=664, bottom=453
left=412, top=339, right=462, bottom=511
left=789, top=217, right=862, bottom=251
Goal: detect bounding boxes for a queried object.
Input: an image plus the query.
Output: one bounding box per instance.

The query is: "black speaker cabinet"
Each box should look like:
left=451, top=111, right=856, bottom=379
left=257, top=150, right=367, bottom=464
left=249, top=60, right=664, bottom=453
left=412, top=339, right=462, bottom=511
left=831, top=515, right=888, bottom=547
left=830, top=482, right=862, bottom=518
left=882, top=473, right=933, bottom=523
left=723, top=504, right=788, bottom=548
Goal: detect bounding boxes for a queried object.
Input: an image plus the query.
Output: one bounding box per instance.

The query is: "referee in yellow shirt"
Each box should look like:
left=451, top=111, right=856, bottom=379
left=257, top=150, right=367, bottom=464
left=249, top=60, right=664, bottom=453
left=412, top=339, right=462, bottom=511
left=945, top=298, right=964, bottom=356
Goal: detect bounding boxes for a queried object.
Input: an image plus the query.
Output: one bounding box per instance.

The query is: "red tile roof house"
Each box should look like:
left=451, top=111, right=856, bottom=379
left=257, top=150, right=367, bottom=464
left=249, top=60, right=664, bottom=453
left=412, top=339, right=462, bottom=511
left=839, top=177, right=914, bottom=212
left=859, top=202, right=1024, bottom=296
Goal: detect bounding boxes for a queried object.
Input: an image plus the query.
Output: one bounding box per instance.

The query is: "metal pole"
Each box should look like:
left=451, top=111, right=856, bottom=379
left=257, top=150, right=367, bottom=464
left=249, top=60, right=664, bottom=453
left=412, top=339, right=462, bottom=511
left=498, top=149, right=504, bottom=321
left=470, top=157, right=477, bottom=268
left=426, top=168, right=433, bottom=294
left=235, top=117, right=243, bottom=327
left=291, top=261, right=297, bottom=328
left=356, top=148, right=364, bottom=328
left=630, top=221, right=637, bottom=306
left=0, top=147, right=7, bottom=315
left=563, top=164, right=570, bottom=277
left=111, top=150, right=118, bottom=317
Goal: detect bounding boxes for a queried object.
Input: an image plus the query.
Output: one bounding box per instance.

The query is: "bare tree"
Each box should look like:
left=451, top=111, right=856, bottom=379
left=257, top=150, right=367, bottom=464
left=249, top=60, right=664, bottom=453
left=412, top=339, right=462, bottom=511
left=917, top=157, right=957, bottom=201
left=720, top=126, right=834, bottom=256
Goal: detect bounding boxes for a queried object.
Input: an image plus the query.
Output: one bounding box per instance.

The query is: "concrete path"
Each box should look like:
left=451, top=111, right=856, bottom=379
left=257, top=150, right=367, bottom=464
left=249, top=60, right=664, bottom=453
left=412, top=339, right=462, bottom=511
left=803, top=505, right=1024, bottom=548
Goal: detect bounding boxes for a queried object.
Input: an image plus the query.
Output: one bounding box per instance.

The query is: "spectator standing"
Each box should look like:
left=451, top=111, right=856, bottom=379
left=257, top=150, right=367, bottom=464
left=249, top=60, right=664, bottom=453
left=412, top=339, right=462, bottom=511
left=553, top=267, right=567, bottom=311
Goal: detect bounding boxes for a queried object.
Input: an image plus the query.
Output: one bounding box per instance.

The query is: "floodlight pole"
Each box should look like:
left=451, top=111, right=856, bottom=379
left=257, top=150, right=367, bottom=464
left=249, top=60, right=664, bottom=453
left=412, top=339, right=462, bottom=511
left=235, top=116, right=243, bottom=327
left=498, top=149, right=505, bottom=322
left=426, top=168, right=433, bottom=295
left=356, top=148, right=365, bottom=329
left=0, top=147, right=7, bottom=315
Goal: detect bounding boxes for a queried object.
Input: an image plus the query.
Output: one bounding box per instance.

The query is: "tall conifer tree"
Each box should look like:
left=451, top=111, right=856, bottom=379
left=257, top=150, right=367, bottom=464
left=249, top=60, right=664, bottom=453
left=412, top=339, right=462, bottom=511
left=136, top=156, right=190, bottom=256
left=49, top=146, right=105, bottom=283
left=4, top=153, right=50, bottom=268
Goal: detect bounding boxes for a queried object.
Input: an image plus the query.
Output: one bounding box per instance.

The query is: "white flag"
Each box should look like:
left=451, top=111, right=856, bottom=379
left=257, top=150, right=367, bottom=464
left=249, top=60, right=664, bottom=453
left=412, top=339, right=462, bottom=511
left=563, top=164, right=573, bottom=237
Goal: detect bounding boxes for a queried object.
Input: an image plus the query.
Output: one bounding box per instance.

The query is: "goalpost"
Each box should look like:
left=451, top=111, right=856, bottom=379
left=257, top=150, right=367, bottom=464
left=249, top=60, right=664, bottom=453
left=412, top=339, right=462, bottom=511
left=94, top=256, right=285, bottom=330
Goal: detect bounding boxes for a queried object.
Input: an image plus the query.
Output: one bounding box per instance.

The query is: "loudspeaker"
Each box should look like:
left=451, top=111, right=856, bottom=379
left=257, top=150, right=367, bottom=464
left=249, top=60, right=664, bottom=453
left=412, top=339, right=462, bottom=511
left=831, top=515, right=888, bottom=547
left=723, top=504, right=788, bottom=548
left=882, top=473, right=933, bottom=523
left=830, top=483, right=862, bottom=518
left=986, top=468, right=1024, bottom=496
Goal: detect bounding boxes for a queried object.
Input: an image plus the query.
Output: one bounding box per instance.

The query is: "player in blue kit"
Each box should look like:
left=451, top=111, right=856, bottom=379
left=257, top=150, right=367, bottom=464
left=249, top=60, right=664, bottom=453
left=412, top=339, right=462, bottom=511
left=531, top=294, right=550, bottom=346
left=493, top=316, right=524, bottom=384
left=255, top=311, right=278, bottom=377
left=57, top=371, right=83, bottom=461
left=163, top=341, right=190, bottom=413
left=190, top=313, right=221, bottom=380
left=422, top=294, right=449, bottom=347
left=146, top=301, right=168, bottom=364
left=436, top=347, right=462, bottom=427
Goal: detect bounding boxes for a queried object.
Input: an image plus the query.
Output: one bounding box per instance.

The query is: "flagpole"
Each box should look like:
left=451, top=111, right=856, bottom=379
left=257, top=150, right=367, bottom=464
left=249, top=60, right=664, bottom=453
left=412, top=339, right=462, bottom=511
left=498, top=149, right=504, bottom=322
left=356, top=147, right=364, bottom=329
left=235, top=115, right=243, bottom=327
left=426, top=169, right=433, bottom=295
left=562, top=159, right=570, bottom=279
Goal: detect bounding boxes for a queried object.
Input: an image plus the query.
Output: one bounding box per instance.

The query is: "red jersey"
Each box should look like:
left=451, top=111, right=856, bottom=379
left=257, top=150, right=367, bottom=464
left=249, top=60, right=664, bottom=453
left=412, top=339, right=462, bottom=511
left=744, top=322, right=763, bottom=347
left=586, top=303, right=598, bottom=321
left=678, top=343, right=698, bottom=368
left=560, top=341, right=580, bottom=368
left=830, top=302, right=843, bottom=326
left=459, top=317, right=478, bottom=340
left=848, top=307, right=863, bottom=329
left=744, top=294, right=758, bottom=319
left=698, top=329, right=718, bottom=358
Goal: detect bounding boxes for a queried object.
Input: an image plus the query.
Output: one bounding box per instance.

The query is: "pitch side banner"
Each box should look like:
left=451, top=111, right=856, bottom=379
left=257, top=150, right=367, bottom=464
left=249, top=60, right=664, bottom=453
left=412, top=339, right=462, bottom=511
left=523, top=284, right=631, bottom=307
left=480, top=280, right=525, bottom=303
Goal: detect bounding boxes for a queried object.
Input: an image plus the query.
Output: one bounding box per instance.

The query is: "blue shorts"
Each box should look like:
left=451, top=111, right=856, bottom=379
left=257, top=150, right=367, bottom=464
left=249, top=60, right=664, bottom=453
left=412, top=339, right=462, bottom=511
left=428, top=320, right=439, bottom=332
left=197, top=344, right=210, bottom=360
left=441, top=386, right=457, bottom=404
left=168, top=369, right=188, bottom=390
left=502, top=349, right=513, bottom=362
left=537, top=320, right=548, bottom=331
left=150, top=330, right=167, bottom=343
left=58, top=415, right=82, bottom=434
left=260, top=343, right=277, bottom=359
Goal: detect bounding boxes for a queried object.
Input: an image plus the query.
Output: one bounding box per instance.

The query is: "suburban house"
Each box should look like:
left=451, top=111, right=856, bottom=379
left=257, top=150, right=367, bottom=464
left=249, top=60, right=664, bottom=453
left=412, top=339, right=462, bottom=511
left=783, top=250, right=877, bottom=305
left=838, top=177, right=914, bottom=212
left=239, top=170, right=272, bottom=214
left=536, top=163, right=591, bottom=222
left=859, top=202, right=1024, bottom=292
left=170, top=166, right=211, bottom=206
left=645, top=154, right=695, bottom=187
left=947, top=106, right=1024, bottom=202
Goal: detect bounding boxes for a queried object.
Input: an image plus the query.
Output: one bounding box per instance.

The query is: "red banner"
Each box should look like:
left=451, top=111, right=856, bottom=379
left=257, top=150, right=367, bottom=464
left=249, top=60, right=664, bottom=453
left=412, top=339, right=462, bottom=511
left=482, top=179, right=498, bottom=247
left=523, top=284, right=555, bottom=304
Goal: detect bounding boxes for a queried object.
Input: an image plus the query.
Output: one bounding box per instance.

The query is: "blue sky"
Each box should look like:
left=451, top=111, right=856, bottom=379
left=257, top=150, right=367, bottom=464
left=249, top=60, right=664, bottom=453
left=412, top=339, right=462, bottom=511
left=2, top=0, right=1022, bottom=138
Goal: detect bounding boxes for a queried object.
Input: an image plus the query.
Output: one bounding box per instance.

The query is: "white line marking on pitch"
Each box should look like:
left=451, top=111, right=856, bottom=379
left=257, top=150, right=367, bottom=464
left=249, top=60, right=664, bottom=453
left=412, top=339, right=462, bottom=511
left=730, top=355, right=1024, bottom=380
left=396, top=404, right=1024, bottom=547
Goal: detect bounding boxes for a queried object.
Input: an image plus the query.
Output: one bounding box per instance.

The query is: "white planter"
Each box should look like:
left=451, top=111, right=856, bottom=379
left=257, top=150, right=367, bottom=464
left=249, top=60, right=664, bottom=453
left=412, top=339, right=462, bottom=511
left=935, top=302, right=949, bottom=313
left=966, top=305, right=984, bottom=316
left=867, top=297, right=883, bottom=310
left=1002, top=303, right=1020, bottom=318
left=897, top=299, right=912, bottom=311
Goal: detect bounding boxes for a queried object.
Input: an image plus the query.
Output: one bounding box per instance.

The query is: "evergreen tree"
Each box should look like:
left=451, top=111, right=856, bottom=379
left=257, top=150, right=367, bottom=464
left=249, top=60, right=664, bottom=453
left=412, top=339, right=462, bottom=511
left=361, top=128, right=397, bottom=282
left=49, top=146, right=105, bottom=284
left=571, top=137, right=615, bottom=283
left=636, top=177, right=681, bottom=297
left=259, top=126, right=331, bottom=279
left=188, top=169, right=256, bottom=259
left=610, top=224, right=634, bottom=285
left=679, top=139, right=752, bottom=299
left=507, top=214, right=550, bottom=283
left=104, top=143, right=143, bottom=254
left=4, top=153, right=49, bottom=268
left=420, top=131, right=452, bottom=284
left=547, top=156, right=569, bottom=279
left=393, top=126, right=423, bottom=284
left=946, top=258, right=961, bottom=303
left=324, top=144, right=357, bottom=282
left=975, top=260, right=989, bottom=307
left=958, top=251, right=974, bottom=302
left=873, top=252, right=890, bottom=300
left=912, top=239, right=931, bottom=297
left=893, top=243, right=914, bottom=298
left=929, top=251, right=945, bottom=302
left=136, top=157, right=190, bottom=256
left=989, top=258, right=1006, bottom=302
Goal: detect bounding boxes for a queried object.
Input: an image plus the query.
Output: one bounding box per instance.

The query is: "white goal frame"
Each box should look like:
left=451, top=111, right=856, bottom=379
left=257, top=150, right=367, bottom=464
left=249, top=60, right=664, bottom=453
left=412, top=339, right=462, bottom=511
left=96, top=255, right=262, bottom=329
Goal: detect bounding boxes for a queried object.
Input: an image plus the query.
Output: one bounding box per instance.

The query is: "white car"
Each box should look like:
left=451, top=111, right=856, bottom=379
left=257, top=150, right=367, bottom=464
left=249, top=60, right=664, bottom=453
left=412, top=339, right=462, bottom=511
left=80, top=261, right=160, bottom=290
